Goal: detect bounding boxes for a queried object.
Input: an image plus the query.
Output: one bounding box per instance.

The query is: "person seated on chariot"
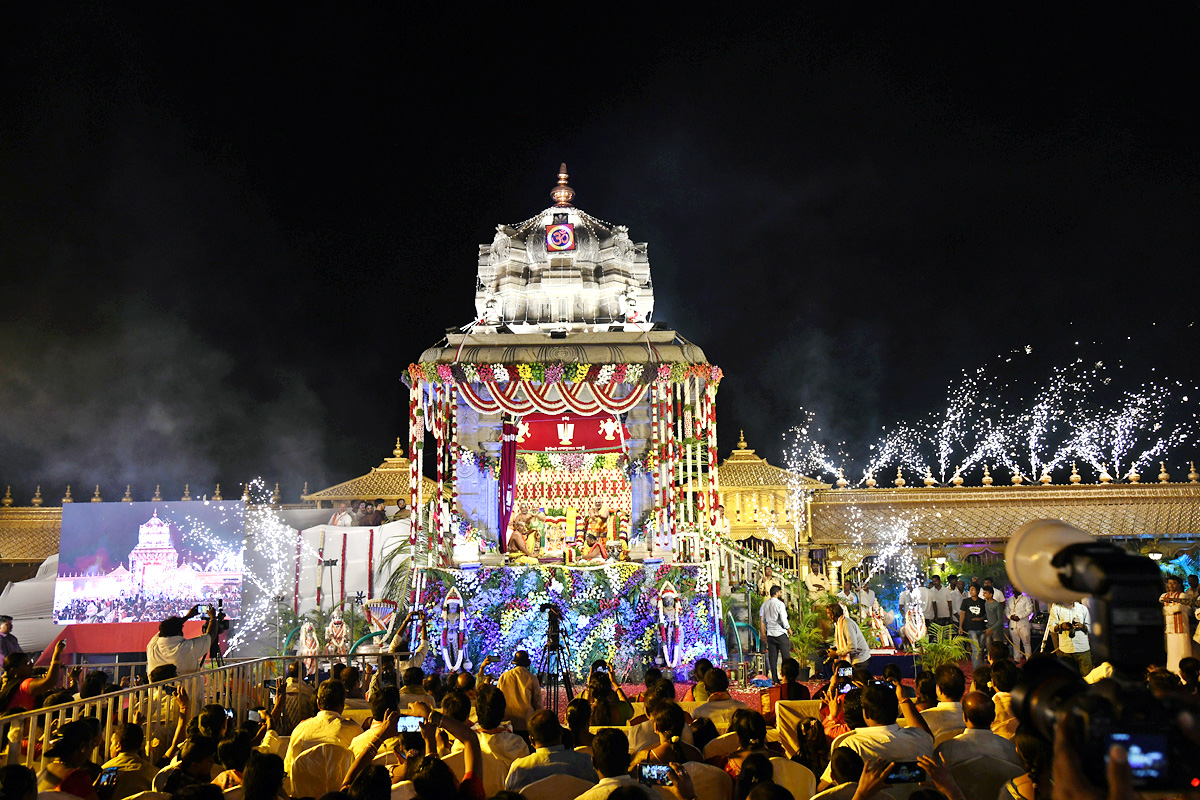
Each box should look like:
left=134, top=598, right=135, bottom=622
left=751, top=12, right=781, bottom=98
left=506, top=502, right=538, bottom=558
left=585, top=501, right=610, bottom=539
left=580, top=532, right=608, bottom=562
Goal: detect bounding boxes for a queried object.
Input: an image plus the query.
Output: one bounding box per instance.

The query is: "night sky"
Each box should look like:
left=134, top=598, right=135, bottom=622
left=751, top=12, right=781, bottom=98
left=2, top=7, right=1197, bottom=501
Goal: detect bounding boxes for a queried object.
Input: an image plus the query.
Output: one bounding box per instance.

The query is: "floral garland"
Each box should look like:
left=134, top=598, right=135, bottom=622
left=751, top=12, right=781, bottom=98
left=407, top=361, right=723, bottom=387
left=458, top=444, right=655, bottom=478
left=407, top=564, right=722, bottom=678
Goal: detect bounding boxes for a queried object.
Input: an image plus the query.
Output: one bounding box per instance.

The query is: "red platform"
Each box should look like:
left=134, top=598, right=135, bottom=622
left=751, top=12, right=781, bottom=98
left=34, top=620, right=211, bottom=666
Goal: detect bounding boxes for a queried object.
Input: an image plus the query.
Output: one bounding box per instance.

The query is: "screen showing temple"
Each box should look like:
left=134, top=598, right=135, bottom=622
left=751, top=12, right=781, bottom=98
left=53, top=501, right=244, bottom=624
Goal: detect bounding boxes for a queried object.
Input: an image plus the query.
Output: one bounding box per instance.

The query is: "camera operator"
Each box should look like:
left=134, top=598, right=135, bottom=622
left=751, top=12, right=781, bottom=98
left=1042, top=601, right=1091, bottom=674
left=146, top=604, right=219, bottom=676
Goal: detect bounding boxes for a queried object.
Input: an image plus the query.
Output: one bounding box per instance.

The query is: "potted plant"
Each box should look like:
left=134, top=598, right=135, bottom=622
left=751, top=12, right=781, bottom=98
left=788, top=583, right=829, bottom=680
left=913, top=622, right=974, bottom=672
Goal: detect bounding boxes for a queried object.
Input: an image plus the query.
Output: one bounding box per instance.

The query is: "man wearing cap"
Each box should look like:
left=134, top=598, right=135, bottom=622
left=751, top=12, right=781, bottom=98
left=496, top=650, right=542, bottom=733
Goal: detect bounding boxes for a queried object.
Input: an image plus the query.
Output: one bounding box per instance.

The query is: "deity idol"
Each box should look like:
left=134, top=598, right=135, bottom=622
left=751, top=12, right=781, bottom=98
left=298, top=621, right=320, bottom=675
left=657, top=582, right=684, bottom=668
left=325, top=609, right=348, bottom=657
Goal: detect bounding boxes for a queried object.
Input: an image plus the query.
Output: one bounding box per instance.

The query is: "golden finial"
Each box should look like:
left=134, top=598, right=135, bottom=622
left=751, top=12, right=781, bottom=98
left=1070, top=462, right=1082, bottom=484
left=1159, top=462, right=1170, bottom=483
left=551, top=163, right=575, bottom=207
left=181, top=484, right=192, bottom=501
left=213, top=483, right=223, bottom=501
left=271, top=482, right=281, bottom=507
left=1099, top=464, right=1112, bottom=484
left=302, top=481, right=308, bottom=499
left=1127, top=466, right=1141, bottom=483
left=951, top=466, right=964, bottom=487
left=923, top=467, right=936, bottom=487
left=31, top=486, right=43, bottom=507
left=894, top=467, right=906, bottom=487
left=91, top=485, right=102, bottom=503
left=836, top=468, right=848, bottom=489
left=122, top=485, right=133, bottom=502
left=1039, top=468, right=1052, bottom=485
left=394, top=438, right=404, bottom=458
left=1010, top=469, right=1023, bottom=485
left=241, top=483, right=251, bottom=502
left=865, top=473, right=877, bottom=488
left=737, top=430, right=747, bottom=449
left=2, top=486, right=12, bottom=508
left=1191, top=462, right=1199, bottom=483
left=982, top=465, right=993, bottom=486
left=62, top=485, right=73, bottom=504
left=152, top=484, right=162, bottom=501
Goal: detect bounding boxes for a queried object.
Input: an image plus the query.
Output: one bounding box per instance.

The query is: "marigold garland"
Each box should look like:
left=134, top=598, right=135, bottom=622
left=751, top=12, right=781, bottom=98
left=407, top=361, right=722, bottom=387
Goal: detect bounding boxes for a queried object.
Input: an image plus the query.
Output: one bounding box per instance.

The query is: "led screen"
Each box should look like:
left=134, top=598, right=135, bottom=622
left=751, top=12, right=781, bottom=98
left=54, top=501, right=243, bottom=624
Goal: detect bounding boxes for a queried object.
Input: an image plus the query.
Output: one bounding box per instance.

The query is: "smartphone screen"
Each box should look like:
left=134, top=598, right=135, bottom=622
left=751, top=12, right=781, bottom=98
left=839, top=682, right=855, bottom=695
left=97, top=767, right=120, bottom=787
left=885, top=762, right=926, bottom=783
left=638, top=764, right=673, bottom=786
left=224, top=707, right=235, bottom=720
left=248, top=710, right=263, bottom=723
left=836, top=666, right=854, bottom=678
left=1109, top=732, right=1169, bottom=789
left=396, top=715, right=424, bottom=733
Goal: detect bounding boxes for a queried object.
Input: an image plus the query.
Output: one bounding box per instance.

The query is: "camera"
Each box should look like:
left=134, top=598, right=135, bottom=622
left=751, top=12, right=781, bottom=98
left=1007, top=520, right=1198, bottom=790
left=201, top=599, right=230, bottom=634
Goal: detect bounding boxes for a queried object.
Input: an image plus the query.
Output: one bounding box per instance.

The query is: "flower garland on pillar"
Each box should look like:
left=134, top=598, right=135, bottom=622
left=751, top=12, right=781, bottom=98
left=409, top=388, right=420, bottom=547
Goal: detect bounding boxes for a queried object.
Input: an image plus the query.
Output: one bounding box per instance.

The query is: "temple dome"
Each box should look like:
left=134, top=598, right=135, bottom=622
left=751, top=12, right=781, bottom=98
left=474, top=166, right=654, bottom=332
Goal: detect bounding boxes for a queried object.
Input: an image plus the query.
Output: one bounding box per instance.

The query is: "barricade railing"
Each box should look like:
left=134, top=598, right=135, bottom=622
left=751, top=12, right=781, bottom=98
left=0, top=656, right=302, bottom=772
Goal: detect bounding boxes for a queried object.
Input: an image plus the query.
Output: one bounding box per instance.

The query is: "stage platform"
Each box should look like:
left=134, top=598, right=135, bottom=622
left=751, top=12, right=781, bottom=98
left=410, top=562, right=724, bottom=680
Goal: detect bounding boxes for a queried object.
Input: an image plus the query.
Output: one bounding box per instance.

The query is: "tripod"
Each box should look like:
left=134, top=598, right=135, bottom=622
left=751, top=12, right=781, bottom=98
left=536, top=605, right=574, bottom=715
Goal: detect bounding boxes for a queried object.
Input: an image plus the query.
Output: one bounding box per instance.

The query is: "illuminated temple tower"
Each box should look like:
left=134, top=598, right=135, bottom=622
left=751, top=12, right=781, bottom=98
left=407, top=165, right=722, bottom=563
left=127, top=509, right=179, bottom=583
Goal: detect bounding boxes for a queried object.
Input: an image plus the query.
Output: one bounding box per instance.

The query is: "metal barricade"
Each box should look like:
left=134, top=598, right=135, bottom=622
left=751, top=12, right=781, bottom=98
left=1, top=656, right=303, bottom=772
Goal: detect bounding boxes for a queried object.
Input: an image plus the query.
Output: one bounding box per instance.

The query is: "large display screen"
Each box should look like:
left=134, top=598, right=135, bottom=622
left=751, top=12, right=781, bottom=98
left=54, top=501, right=244, bottom=624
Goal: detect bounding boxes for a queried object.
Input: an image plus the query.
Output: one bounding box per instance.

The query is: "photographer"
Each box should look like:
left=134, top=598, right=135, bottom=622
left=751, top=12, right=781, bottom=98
left=1043, top=602, right=1091, bottom=674
left=146, top=605, right=218, bottom=676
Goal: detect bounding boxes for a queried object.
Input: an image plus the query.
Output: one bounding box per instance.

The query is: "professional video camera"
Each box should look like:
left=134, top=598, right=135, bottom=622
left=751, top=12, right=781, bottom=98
left=1006, top=520, right=1199, bottom=791
left=201, top=599, right=230, bottom=658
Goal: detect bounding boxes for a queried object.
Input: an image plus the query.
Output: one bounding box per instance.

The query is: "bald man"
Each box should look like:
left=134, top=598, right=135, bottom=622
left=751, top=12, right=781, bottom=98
left=933, top=691, right=1020, bottom=767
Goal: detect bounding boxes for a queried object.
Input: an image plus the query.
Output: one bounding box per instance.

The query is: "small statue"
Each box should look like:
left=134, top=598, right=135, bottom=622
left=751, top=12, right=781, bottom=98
left=298, top=621, right=321, bottom=676
left=325, top=608, right=348, bottom=657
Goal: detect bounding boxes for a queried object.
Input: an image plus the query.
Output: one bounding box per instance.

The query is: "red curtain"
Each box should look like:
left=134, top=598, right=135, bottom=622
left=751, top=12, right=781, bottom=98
left=498, top=416, right=519, bottom=552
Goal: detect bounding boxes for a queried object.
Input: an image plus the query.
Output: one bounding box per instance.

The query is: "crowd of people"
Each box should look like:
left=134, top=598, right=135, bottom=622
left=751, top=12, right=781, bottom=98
left=328, top=500, right=404, bottom=528
left=53, top=592, right=240, bottom=626
left=0, top=638, right=1172, bottom=800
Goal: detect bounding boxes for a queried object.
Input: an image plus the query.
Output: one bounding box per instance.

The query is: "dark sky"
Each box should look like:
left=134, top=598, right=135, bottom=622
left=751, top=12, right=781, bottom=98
left=1, top=6, right=1197, bottom=501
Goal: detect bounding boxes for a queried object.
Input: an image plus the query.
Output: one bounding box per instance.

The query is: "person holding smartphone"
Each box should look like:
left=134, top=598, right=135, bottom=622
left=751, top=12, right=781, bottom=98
left=145, top=605, right=218, bottom=676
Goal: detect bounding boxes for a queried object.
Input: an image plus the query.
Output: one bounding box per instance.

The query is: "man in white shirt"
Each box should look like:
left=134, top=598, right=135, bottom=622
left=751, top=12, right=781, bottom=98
left=329, top=501, right=354, bottom=526
left=284, top=679, right=360, bottom=773
left=935, top=692, right=1020, bottom=766
left=818, top=682, right=934, bottom=787
left=281, top=661, right=316, bottom=735
left=575, top=728, right=656, bottom=799
left=474, top=684, right=529, bottom=769
left=1046, top=602, right=1092, bottom=674
left=496, top=650, right=542, bottom=733
left=349, top=686, right=400, bottom=759
left=920, top=664, right=966, bottom=739
left=925, top=576, right=952, bottom=626
left=505, top=710, right=597, bottom=790
left=1005, top=587, right=1035, bottom=662
left=692, top=668, right=749, bottom=729
left=146, top=605, right=217, bottom=676
left=759, top=584, right=791, bottom=682
left=395, top=666, right=436, bottom=710
left=828, top=602, right=870, bottom=667
left=857, top=584, right=877, bottom=617
left=837, top=580, right=859, bottom=615
left=947, top=580, right=965, bottom=619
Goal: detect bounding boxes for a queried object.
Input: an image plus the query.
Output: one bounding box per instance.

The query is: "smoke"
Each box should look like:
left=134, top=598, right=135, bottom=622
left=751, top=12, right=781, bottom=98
left=0, top=311, right=331, bottom=503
